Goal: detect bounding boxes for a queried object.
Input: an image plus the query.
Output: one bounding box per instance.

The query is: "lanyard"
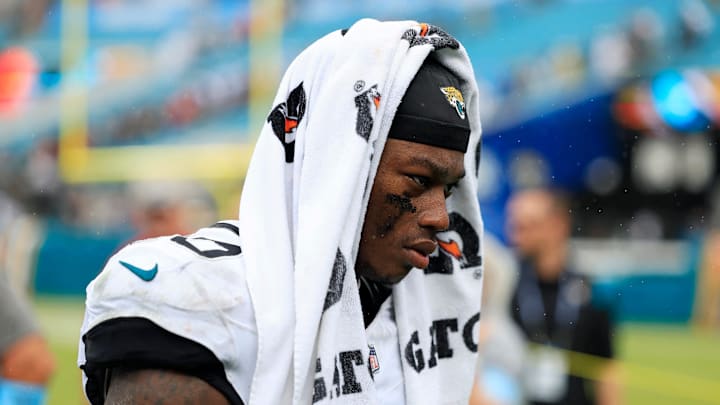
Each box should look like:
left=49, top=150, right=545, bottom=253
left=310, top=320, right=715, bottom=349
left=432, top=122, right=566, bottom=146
left=516, top=263, right=580, bottom=348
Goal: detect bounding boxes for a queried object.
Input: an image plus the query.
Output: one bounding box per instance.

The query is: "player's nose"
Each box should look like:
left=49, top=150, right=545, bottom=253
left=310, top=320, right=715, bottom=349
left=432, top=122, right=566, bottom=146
left=417, top=188, right=450, bottom=232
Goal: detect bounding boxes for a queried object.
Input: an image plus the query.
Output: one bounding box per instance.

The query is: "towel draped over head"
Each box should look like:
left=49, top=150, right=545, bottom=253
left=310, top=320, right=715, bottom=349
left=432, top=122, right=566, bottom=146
left=238, top=18, right=484, bottom=404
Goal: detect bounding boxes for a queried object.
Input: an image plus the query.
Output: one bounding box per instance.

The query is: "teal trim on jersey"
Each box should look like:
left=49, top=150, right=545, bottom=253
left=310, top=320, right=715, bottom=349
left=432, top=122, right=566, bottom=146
left=119, top=260, right=158, bottom=282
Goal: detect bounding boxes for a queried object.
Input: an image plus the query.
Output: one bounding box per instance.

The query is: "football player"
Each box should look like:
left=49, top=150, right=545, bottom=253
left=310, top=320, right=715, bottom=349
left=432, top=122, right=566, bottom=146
left=79, top=19, right=483, bottom=405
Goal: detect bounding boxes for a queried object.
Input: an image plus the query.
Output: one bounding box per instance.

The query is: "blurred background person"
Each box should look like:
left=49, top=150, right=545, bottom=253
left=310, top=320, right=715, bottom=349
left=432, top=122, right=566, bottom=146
left=506, top=188, right=621, bottom=405
left=694, top=189, right=720, bottom=330
left=470, top=233, right=526, bottom=405
left=695, top=231, right=720, bottom=329
left=0, top=191, right=45, bottom=302
left=124, top=180, right=216, bottom=244
left=0, top=270, right=55, bottom=404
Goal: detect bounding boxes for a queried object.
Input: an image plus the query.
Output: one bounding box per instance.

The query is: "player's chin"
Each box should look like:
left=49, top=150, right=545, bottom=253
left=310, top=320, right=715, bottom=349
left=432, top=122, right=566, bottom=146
left=377, top=264, right=415, bottom=286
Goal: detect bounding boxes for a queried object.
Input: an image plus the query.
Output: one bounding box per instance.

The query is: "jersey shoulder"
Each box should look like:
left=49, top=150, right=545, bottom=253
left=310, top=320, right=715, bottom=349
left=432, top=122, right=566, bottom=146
left=79, top=221, right=258, bottom=404
left=84, top=220, right=247, bottom=328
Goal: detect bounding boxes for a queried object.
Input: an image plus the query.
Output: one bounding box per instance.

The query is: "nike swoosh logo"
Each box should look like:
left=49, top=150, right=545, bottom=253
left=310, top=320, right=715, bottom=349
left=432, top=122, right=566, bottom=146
left=119, top=260, right=158, bottom=282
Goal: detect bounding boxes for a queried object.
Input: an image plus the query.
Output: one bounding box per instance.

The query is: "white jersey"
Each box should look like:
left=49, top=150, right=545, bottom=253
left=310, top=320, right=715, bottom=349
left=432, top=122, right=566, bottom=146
left=78, top=221, right=405, bottom=404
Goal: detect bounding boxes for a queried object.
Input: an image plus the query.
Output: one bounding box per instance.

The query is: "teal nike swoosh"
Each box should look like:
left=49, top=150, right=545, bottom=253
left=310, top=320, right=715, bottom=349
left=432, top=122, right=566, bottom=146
left=119, top=260, right=158, bottom=282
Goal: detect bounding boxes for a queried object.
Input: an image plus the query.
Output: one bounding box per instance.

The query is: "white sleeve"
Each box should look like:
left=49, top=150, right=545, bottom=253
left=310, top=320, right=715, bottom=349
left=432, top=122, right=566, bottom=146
left=78, top=225, right=257, bottom=401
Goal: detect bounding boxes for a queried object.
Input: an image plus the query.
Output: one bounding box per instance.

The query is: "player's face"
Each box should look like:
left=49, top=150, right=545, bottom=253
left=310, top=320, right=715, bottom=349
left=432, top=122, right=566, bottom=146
left=356, top=139, right=465, bottom=285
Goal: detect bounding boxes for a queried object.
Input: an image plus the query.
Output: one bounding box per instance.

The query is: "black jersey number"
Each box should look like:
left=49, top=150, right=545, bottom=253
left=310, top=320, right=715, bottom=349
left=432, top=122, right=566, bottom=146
left=171, top=235, right=242, bottom=258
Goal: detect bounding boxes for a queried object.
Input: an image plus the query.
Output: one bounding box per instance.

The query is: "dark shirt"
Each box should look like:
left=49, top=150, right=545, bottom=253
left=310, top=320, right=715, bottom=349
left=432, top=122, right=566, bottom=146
left=511, top=264, right=614, bottom=405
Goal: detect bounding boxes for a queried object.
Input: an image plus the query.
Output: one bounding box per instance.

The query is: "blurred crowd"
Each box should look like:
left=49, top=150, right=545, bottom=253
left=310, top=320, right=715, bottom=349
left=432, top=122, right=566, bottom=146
left=0, top=0, right=718, bottom=238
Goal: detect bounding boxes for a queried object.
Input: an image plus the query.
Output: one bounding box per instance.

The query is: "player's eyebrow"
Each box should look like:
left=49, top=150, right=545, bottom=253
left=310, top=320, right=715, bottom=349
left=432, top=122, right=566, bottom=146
left=408, top=156, right=466, bottom=181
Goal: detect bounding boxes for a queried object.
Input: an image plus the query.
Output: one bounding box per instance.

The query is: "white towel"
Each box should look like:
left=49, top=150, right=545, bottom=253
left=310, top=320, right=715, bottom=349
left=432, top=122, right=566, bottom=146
left=238, top=18, right=484, bottom=404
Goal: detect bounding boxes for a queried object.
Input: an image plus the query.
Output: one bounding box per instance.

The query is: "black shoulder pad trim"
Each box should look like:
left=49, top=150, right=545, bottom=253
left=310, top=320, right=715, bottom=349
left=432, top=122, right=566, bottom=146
left=81, top=317, right=244, bottom=405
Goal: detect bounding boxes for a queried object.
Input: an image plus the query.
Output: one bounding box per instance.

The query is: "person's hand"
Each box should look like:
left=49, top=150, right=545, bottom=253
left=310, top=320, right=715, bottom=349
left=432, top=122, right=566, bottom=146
left=1, top=334, right=55, bottom=385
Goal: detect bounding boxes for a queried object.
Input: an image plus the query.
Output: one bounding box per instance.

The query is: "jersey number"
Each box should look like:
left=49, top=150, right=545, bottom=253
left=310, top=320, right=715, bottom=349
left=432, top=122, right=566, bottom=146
left=171, top=236, right=242, bottom=258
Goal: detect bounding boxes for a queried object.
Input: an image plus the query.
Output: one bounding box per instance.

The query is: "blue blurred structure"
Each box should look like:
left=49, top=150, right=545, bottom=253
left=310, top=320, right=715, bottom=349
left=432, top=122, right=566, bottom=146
left=479, top=93, right=620, bottom=239
left=589, top=236, right=703, bottom=323
left=34, top=220, right=132, bottom=296
left=650, top=70, right=712, bottom=132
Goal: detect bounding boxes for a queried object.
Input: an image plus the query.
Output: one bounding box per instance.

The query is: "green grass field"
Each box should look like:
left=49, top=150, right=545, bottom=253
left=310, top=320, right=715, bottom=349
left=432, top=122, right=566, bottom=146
left=32, top=296, right=720, bottom=405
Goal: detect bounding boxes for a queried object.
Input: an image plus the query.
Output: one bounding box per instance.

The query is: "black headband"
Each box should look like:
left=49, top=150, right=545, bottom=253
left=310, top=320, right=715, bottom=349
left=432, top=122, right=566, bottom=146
left=388, top=57, right=471, bottom=153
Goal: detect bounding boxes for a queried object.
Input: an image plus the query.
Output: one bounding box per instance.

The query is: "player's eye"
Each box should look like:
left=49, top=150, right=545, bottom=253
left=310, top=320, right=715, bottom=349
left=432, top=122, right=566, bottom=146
left=409, top=175, right=430, bottom=188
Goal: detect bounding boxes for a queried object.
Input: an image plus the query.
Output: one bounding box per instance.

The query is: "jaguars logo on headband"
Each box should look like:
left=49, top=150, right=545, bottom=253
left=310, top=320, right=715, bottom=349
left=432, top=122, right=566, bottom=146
left=440, top=86, right=466, bottom=120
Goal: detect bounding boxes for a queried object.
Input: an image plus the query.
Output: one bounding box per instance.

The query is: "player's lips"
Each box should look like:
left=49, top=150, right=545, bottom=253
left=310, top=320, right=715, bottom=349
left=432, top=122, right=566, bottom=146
left=405, top=240, right=438, bottom=269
